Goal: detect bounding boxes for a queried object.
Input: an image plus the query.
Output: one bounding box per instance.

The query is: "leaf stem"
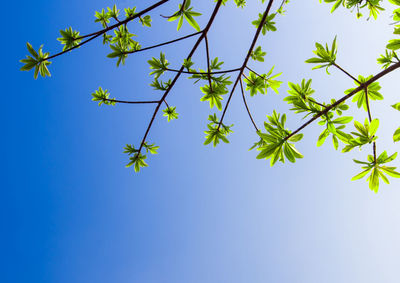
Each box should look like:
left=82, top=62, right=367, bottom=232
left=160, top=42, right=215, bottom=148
left=165, top=67, right=241, bottom=75
left=240, top=78, right=259, bottom=132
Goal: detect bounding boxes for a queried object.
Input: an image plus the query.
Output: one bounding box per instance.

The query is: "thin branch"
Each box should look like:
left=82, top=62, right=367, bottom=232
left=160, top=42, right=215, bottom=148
left=46, top=0, right=169, bottom=60
left=240, top=78, right=259, bottom=132
left=137, top=0, right=225, bottom=154
left=241, top=73, right=255, bottom=84
left=204, top=35, right=213, bottom=90
left=333, top=63, right=361, bottom=84
left=104, top=98, right=159, bottom=104
left=165, top=67, right=241, bottom=75
left=309, top=98, right=327, bottom=109
left=218, top=0, right=275, bottom=130
left=278, top=0, right=288, bottom=11
left=284, top=61, right=400, bottom=141
left=125, top=31, right=202, bottom=54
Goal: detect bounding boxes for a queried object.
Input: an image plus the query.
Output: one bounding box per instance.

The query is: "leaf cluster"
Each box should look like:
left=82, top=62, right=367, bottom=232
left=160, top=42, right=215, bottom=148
left=352, top=151, right=400, bottom=193
left=91, top=87, right=116, bottom=106
left=341, top=119, right=379, bottom=152
left=254, top=111, right=303, bottom=166
left=346, top=75, right=383, bottom=111
left=20, top=43, right=52, bottom=79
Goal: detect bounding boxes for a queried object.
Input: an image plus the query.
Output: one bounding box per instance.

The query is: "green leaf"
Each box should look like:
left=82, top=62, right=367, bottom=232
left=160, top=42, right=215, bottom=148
left=332, top=116, right=353, bottom=124
left=393, top=127, right=400, bottom=142
left=162, top=106, right=179, bottom=122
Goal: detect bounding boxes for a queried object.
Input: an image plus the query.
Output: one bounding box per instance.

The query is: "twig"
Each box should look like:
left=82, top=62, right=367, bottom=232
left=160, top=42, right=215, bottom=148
left=284, top=61, right=400, bottom=141
left=240, top=78, right=259, bottom=132
left=46, top=0, right=169, bottom=61
left=125, top=31, right=202, bottom=54
left=364, top=86, right=376, bottom=163
left=137, top=0, right=225, bottom=154
left=161, top=0, right=187, bottom=18
left=204, top=35, right=213, bottom=90
left=165, top=67, right=241, bottom=75
left=333, top=63, right=361, bottom=84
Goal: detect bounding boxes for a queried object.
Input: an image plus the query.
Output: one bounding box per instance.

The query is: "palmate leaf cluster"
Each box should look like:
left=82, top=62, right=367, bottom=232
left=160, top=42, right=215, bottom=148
left=204, top=114, right=233, bottom=146
left=91, top=87, right=116, bottom=106
left=148, top=53, right=170, bottom=79
left=284, top=79, right=321, bottom=117
left=163, top=106, right=179, bottom=122
left=321, top=0, right=384, bottom=19
left=244, top=67, right=282, bottom=96
left=305, top=36, right=337, bottom=73
left=252, top=13, right=277, bottom=35
left=20, top=43, right=51, bottom=79
left=341, top=119, right=379, bottom=152
left=124, top=142, right=159, bottom=172
left=57, top=27, right=82, bottom=51
left=346, top=75, right=383, bottom=111
left=251, top=46, right=267, bottom=62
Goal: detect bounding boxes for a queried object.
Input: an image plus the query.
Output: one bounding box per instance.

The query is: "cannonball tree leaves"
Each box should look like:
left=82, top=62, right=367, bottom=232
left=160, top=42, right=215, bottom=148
left=352, top=151, right=400, bottom=193
left=255, top=111, right=303, bottom=166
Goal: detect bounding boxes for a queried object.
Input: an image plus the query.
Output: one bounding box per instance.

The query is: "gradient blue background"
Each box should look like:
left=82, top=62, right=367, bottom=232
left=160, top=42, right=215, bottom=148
left=4, top=0, right=400, bottom=282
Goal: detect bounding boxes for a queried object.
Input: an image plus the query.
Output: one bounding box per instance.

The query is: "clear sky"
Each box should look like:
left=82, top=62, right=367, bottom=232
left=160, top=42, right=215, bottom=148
left=4, top=0, right=400, bottom=282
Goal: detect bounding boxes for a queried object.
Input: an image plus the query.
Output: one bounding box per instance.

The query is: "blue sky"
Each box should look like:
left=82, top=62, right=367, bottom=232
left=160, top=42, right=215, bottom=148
left=4, top=0, right=400, bottom=282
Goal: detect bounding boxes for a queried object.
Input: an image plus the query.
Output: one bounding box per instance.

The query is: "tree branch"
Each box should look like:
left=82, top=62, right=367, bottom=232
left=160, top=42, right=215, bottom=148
left=284, top=61, right=400, bottom=141
left=204, top=35, right=213, bottom=90
left=125, top=31, right=202, bottom=54
left=46, top=0, right=169, bottom=61
left=240, top=78, right=259, bottom=132
left=333, top=63, right=361, bottom=84
left=218, top=0, right=275, bottom=130
left=137, top=0, right=225, bottom=154
left=161, top=0, right=187, bottom=18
